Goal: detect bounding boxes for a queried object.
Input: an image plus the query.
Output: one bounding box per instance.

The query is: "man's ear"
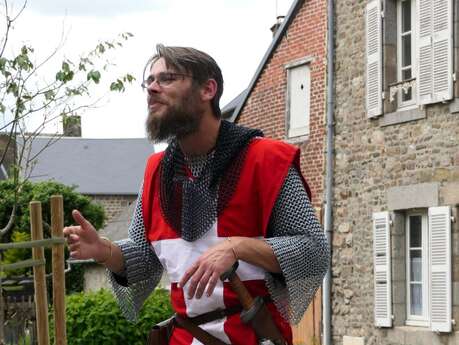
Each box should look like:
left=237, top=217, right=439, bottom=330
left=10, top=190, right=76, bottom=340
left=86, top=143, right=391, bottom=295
left=199, top=79, right=218, bottom=102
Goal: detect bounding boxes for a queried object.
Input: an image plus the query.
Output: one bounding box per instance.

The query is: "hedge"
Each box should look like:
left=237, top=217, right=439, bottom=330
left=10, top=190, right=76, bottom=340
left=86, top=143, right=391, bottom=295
left=50, top=288, right=173, bottom=345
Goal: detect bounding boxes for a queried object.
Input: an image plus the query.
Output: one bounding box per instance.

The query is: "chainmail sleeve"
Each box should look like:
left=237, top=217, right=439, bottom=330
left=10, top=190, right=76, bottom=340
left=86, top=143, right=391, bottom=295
left=107, top=183, right=164, bottom=322
left=265, top=166, right=330, bottom=324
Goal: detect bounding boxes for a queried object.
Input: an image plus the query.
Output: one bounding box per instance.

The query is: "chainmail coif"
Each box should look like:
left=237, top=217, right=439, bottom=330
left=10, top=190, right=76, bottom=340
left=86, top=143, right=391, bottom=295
left=159, top=120, right=263, bottom=241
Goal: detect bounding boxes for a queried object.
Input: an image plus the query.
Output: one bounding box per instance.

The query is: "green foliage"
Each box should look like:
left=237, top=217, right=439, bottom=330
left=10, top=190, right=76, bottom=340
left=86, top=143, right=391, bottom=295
left=1, top=230, right=30, bottom=276
left=50, top=288, right=173, bottom=345
left=0, top=179, right=105, bottom=293
left=86, top=70, right=101, bottom=84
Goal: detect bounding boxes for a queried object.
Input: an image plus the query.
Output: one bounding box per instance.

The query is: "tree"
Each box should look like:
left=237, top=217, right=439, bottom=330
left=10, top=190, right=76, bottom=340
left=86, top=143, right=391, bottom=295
left=0, top=179, right=106, bottom=293
left=0, top=0, right=135, bottom=238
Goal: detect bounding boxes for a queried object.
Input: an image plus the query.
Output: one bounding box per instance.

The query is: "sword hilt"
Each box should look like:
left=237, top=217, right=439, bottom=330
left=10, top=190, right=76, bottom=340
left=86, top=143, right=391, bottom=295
left=220, top=261, right=254, bottom=310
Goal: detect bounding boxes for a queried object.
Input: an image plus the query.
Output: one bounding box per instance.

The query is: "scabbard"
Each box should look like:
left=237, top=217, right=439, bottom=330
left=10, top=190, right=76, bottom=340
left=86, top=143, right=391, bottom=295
left=221, top=262, right=287, bottom=345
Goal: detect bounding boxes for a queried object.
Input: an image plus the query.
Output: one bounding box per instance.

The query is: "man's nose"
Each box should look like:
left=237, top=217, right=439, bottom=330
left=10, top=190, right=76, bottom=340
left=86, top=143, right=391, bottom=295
left=147, top=79, right=161, bottom=93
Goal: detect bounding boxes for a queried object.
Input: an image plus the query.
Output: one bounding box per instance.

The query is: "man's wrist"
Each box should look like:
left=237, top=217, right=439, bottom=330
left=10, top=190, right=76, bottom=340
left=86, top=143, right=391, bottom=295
left=226, top=237, right=238, bottom=260
left=95, top=237, right=112, bottom=264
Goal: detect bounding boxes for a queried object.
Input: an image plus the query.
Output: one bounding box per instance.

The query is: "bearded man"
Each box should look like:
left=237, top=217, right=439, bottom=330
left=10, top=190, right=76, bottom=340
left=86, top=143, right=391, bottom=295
left=64, top=44, right=329, bottom=345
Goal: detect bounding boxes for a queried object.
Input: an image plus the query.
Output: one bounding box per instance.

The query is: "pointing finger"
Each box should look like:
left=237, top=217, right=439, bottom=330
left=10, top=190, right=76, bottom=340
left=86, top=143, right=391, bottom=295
left=72, top=210, right=91, bottom=229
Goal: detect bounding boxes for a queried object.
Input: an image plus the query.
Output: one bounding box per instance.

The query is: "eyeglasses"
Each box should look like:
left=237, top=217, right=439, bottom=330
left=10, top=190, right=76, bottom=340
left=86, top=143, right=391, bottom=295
left=141, top=72, right=193, bottom=89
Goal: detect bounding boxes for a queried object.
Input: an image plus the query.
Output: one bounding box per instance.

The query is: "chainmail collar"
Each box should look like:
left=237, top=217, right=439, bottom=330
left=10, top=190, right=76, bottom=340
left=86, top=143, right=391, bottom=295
left=159, top=120, right=263, bottom=241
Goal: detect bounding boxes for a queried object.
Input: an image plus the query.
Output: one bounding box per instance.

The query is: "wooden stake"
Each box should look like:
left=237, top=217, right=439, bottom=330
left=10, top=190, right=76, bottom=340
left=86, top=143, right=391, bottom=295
left=30, top=201, right=50, bottom=345
left=51, top=195, right=67, bottom=345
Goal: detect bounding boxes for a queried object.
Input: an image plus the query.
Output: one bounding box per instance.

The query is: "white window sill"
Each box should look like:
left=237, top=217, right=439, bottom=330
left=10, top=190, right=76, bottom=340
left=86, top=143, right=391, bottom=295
left=405, top=320, right=430, bottom=328
left=383, top=326, right=434, bottom=345
left=379, top=107, right=426, bottom=127
left=285, top=134, right=309, bottom=145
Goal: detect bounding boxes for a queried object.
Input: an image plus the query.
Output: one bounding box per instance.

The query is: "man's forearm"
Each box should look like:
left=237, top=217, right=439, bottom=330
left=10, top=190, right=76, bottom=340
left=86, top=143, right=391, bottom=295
left=230, top=236, right=281, bottom=274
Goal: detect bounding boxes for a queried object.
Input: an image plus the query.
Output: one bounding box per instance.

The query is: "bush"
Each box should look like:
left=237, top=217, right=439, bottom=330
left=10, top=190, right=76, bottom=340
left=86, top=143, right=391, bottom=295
left=0, top=179, right=105, bottom=293
left=52, top=288, right=173, bottom=345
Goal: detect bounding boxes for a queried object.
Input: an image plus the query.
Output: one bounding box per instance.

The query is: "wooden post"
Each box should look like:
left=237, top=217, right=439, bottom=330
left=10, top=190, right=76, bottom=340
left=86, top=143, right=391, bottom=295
left=51, top=195, right=67, bottom=345
left=0, top=253, right=4, bottom=345
left=30, top=201, right=50, bottom=345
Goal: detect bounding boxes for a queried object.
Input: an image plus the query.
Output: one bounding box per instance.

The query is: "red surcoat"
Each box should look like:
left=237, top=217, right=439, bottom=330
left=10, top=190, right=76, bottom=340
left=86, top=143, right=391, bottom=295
left=141, top=138, right=309, bottom=345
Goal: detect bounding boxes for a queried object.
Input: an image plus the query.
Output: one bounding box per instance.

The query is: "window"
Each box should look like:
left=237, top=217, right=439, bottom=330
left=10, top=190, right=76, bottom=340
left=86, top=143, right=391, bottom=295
left=406, top=211, right=429, bottom=326
left=365, top=0, right=453, bottom=117
left=396, top=0, right=416, bottom=108
left=286, top=61, right=311, bottom=139
left=373, top=207, right=452, bottom=332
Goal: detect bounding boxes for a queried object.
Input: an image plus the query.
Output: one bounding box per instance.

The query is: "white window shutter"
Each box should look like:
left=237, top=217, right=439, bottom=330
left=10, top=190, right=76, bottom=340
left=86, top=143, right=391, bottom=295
left=373, top=211, right=392, bottom=327
left=288, top=64, right=310, bottom=138
left=417, top=0, right=453, bottom=105
left=429, top=206, right=452, bottom=333
left=366, top=0, right=383, bottom=117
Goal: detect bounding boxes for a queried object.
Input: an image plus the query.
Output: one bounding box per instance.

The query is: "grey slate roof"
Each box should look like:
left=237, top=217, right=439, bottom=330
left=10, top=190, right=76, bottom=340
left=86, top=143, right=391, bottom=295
left=20, top=137, right=155, bottom=195
left=221, top=89, right=248, bottom=121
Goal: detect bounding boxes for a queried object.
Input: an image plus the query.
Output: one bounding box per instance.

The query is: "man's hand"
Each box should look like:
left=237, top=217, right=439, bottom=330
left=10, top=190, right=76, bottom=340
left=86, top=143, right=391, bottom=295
left=63, top=210, right=107, bottom=262
left=179, top=239, right=237, bottom=299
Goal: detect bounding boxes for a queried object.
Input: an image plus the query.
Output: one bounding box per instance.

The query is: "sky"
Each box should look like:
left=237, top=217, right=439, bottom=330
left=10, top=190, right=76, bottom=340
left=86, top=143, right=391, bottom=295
left=3, top=0, right=294, bottom=139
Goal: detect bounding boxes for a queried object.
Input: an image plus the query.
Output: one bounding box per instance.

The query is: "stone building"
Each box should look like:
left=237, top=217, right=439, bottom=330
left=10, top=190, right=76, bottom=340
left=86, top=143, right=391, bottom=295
left=332, top=1, right=459, bottom=345
left=233, top=0, right=328, bottom=343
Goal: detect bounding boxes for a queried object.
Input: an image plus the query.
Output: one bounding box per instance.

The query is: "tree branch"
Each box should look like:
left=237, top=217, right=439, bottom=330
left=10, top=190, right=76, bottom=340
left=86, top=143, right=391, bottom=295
left=0, top=204, right=16, bottom=238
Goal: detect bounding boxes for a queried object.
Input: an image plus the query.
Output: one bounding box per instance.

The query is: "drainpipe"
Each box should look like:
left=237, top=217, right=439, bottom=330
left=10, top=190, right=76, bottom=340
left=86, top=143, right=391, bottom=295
left=323, top=0, right=335, bottom=344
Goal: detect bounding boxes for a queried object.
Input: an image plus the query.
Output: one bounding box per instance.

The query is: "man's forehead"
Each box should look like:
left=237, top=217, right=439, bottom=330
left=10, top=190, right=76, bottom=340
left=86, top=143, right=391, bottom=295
left=149, top=57, right=184, bottom=75
left=150, top=58, right=169, bottom=74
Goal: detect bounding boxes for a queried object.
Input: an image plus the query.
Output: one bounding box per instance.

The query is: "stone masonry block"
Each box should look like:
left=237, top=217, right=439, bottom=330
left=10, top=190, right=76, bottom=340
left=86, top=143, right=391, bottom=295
left=453, top=283, right=459, bottom=307
left=441, top=182, right=459, bottom=205
left=387, top=183, right=439, bottom=210
left=392, top=304, right=406, bottom=327
left=392, top=261, right=406, bottom=283
left=343, top=336, right=365, bottom=345
left=392, top=280, right=406, bottom=304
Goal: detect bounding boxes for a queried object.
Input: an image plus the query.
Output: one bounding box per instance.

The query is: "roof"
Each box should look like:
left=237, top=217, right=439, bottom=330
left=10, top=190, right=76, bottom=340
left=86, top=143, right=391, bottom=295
left=232, top=0, right=304, bottom=123
left=20, top=137, right=155, bottom=195
left=221, top=89, right=248, bottom=121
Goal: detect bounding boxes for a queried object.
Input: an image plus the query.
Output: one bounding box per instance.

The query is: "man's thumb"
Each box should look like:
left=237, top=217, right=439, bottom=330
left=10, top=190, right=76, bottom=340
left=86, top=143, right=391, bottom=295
left=72, top=210, right=91, bottom=228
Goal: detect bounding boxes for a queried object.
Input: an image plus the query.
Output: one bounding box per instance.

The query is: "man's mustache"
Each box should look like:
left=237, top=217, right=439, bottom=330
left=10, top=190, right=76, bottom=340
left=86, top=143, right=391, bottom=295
left=148, top=96, right=168, bottom=106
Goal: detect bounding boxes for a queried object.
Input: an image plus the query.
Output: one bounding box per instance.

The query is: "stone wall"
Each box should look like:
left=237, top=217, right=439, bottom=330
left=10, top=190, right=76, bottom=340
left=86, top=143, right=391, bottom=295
left=236, top=0, right=328, bottom=207
left=83, top=194, right=137, bottom=292
left=333, top=1, right=459, bottom=345
left=89, top=194, right=137, bottom=224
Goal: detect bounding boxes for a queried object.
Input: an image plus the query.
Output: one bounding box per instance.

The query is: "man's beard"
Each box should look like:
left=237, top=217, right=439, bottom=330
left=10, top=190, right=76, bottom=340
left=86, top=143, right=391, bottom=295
left=146, top=89, right=204, bottom=143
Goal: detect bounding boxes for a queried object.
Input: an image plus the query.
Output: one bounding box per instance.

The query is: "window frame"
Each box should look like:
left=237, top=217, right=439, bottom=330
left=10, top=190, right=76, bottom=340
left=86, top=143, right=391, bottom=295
left=396, top=0, right=417, bottom=110
left=405, top=210, right=430, bottom=327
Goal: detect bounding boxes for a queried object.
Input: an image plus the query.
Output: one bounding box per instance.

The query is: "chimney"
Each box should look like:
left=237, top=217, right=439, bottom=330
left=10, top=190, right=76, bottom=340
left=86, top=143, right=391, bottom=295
left=270, top=16, right=285, bottom=37
left=63, top=115, right=82, bottom=137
